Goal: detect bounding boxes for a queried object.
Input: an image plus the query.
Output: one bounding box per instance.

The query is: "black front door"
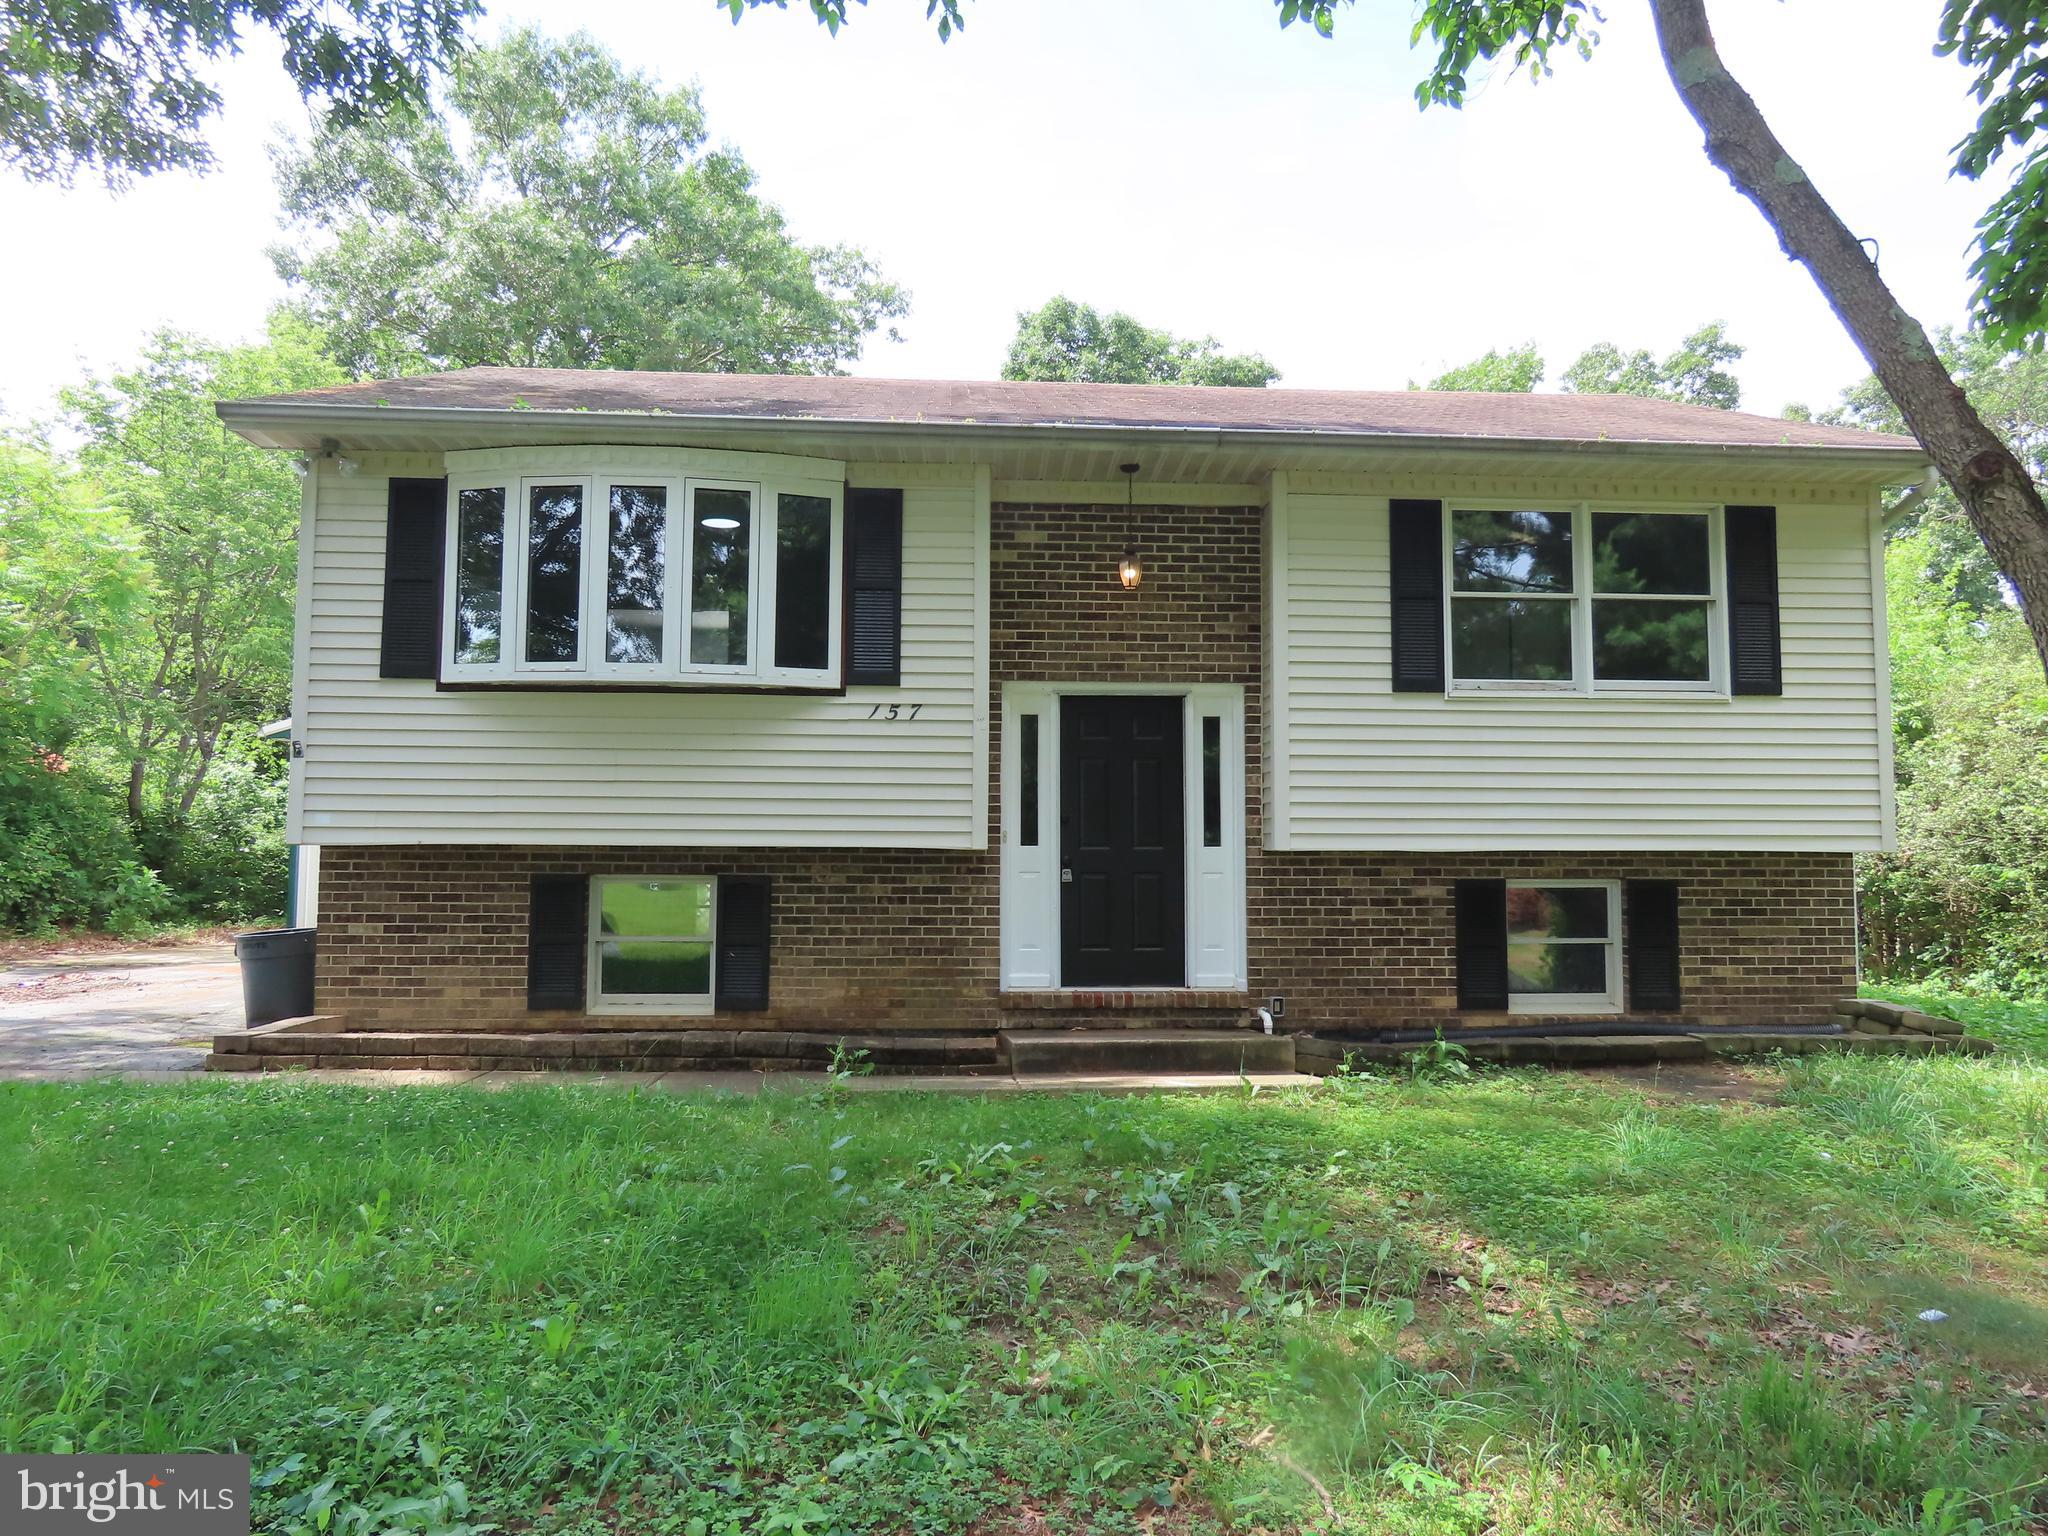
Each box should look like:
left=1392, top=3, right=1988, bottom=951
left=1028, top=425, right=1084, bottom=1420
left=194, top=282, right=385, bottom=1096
left=1060, top=695, right=1185, bottom=987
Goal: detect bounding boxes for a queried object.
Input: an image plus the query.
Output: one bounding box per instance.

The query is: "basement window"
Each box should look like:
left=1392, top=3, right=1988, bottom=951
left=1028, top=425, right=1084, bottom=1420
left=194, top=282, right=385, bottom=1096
left=588, top=877, right=715, bottom=1015
left=444, top=465, right=842, bottom=687
left=1505, top=880, right=1620, bottom=1014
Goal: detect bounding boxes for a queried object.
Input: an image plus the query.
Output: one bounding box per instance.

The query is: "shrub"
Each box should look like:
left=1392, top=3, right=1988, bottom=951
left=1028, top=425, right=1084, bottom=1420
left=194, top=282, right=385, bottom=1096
left=0, top=750, right=167, bottom=933
left=148, top=744, right=289, bottom=924
left=1860, top=528, right=2048, bottom=996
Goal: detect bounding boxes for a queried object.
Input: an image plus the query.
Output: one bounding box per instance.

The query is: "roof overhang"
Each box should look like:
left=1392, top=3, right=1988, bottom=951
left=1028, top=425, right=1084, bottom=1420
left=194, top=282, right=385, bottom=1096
left=215, top=399, right=1932, bottom=490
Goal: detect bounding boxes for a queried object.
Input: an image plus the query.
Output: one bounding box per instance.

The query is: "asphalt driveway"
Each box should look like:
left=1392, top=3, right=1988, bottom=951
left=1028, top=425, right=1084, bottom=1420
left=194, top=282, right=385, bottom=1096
left=0, top=942, right=240, bottom=1077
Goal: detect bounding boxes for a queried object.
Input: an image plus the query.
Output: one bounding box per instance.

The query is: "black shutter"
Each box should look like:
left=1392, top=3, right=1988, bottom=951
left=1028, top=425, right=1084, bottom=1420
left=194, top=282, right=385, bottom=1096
left=845, top=488, right=903, bottom=686
left=715, top=876, right=772, bottom=1012
left=1626, top=880, right=1683, bottom=1013
left=1453, top=879, right=1508, bottom=1011
left=1724, top=505, right=1782, bottom=696
left=1389, top=498, right=1446, bottom=692
left=527, top=874, right=587, bottom=1011
left=380, top=476, right=447, bottom=679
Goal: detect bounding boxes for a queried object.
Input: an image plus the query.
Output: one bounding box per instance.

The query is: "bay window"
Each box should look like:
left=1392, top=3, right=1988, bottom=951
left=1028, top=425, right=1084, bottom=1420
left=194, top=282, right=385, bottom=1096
left=443, top=459, right=842, bottom=686
left=1448, top=505, right=1721, bottom=693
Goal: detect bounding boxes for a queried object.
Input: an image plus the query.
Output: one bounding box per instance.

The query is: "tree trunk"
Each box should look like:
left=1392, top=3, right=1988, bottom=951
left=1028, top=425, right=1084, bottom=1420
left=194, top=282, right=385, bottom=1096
left=1651, top=0, right=2048, bottom=676
left=126, top=755, right=147, bottom=827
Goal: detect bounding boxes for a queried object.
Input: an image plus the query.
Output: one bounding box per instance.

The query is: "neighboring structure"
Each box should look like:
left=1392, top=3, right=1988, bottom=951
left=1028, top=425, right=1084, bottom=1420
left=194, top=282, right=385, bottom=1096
left=216, top=371, right=1922, bottom=1038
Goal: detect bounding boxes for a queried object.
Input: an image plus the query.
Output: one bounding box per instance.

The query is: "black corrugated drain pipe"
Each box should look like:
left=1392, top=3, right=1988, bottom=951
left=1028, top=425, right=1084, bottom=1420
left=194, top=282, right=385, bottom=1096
left=1332, top=1021, right=1848, bottom=1045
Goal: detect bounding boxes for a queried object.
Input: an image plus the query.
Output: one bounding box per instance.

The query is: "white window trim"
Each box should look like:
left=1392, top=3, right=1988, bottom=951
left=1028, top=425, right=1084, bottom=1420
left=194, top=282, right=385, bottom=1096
left=445, top=478, right=512, bottom=674
left=590, top=477, right=679, bottom=680
left=586, top=875, right=716, bottom=1017
left=439, top=456, right=843, bottom=688
left=679, top=477, right=763, bottom=678
left=1443, top=501, right=1728, bottom=700
left=512, top=475, right=594, bottom=674
left=1505, top=878, right=1622, bottom=1015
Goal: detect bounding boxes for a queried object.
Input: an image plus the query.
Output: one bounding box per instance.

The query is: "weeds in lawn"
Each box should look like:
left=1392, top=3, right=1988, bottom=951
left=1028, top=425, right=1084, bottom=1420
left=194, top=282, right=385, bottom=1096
left=2, top=1054, right=2045, bottom=1534
left=1402, top=1029, right=1474, bottom=1083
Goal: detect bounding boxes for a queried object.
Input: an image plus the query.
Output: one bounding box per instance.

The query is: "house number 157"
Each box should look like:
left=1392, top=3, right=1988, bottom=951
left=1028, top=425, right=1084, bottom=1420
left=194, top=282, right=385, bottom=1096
left=867, top=703, right=923, bottom=720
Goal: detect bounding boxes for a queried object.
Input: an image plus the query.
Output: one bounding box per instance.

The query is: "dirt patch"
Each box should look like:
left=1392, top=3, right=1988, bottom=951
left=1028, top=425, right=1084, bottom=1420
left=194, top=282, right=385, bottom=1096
left=1589, top=1059, right=1784, bottom=1105
left=0, top=926, right=244, bottom=967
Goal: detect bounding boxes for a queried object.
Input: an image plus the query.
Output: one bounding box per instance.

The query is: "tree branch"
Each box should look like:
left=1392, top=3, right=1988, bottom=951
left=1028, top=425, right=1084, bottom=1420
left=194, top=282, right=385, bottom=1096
left=1650, top=0, right=2048, bottom=673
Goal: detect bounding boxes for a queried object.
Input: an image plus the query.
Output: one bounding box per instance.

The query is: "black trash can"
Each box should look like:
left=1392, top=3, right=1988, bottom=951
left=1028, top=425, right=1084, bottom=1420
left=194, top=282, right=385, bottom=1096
left=235, top=927, right=316, bottom=1027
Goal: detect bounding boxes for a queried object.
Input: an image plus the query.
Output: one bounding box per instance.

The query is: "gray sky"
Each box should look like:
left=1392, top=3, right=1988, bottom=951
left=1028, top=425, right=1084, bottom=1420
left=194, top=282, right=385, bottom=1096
left=0, top=0, right=2000, bottom=423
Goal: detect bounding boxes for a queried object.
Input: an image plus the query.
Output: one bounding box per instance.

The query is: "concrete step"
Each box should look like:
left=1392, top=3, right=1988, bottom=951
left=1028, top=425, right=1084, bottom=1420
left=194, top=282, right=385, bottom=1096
left=999, top=1027, right=1294, bottom=1076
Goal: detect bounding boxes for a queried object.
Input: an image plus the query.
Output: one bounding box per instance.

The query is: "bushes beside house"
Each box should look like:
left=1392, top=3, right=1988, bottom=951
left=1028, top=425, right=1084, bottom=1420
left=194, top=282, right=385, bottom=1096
left=1858, top=524, right=2048, bottom=996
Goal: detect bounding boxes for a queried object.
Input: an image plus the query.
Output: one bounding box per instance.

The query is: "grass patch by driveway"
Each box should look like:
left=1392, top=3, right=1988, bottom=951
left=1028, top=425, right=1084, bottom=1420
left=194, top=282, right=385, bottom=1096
left=1, top=1061, right=2044, bottom=1534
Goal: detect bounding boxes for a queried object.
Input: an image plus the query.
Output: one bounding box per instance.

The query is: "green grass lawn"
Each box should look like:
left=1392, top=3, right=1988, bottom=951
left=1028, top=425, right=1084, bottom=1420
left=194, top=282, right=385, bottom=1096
left=2, top=1060, right=2045, bottom=1535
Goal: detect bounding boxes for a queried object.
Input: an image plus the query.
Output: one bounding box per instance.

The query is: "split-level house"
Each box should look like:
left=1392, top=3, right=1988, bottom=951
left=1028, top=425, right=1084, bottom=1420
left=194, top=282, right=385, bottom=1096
left=216, top=371, right=1922, bottom=1047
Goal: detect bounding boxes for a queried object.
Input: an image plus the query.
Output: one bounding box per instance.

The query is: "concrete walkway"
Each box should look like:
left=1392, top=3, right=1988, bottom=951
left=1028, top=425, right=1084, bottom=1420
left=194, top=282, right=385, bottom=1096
left=0, top=947, right=1317, bottom=1092
left=0, top=942, right=238, bottom=1078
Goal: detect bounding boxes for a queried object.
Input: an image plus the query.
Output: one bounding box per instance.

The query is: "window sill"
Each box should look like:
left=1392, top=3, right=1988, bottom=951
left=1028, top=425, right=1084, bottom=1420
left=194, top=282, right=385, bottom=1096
left=438, top=678, right=846, bottom=697
left=1445, top=686, right=1730, bottom=703
left=1508, top=999, right=1623, bottom=1017
left=586, top=1002, right=716, bottom=1018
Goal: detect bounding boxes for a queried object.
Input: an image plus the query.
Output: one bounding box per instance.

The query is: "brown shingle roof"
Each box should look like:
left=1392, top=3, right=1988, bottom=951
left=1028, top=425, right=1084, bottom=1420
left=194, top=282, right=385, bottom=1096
left=231, top=366, right=1916, bottom=453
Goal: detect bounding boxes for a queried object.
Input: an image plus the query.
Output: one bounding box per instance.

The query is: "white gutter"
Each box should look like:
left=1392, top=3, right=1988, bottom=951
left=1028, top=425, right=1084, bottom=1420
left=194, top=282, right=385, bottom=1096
left=214, top=399, right=1931, bottom=477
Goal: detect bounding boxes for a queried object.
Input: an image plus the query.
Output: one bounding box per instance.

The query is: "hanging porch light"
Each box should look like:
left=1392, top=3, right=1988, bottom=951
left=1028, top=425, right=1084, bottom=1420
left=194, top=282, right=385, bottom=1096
left=1118, top=462, right=1142, bottom=590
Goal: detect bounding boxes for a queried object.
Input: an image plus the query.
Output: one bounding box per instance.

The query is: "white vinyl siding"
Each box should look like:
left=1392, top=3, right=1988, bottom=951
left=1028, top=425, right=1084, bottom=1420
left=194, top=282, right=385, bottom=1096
left=294, top=456, right=985, bottom=849
left=1274, top=489, right=1888, bottom=852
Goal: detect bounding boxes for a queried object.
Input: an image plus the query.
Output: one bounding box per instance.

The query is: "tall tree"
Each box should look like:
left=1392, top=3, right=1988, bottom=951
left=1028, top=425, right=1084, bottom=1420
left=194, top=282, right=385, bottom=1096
left=1003, top=296, right=1278, bottom=387
left=738, top=0, right=2048, bottom=677
left=1798, top=328, right=2048, bottom=614
left=61, top=320, right=339, bottom=836
left=0, top=437, right=166, bottom=933
left=1561, top=322, right=1744, bottom=410
left=0, top=438, right=148, bottom=754
left=0, top=0, right=477, bottom=184
left=1417, top=342, right=1544, bottom=392
left=270, top=28, right=908, bottom=378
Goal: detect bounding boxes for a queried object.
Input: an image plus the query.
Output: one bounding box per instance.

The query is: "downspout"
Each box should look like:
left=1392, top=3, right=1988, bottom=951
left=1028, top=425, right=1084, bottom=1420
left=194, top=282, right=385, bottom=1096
left=1880, top=469, right=1938, bottom=532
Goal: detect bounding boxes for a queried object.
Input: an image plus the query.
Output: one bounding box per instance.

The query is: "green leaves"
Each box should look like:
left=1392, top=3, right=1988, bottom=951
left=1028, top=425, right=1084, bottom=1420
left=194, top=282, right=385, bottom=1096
left=1002, top=295, right=1279, bottom=387
left=1425, top=323, right=1743, bottom=408
left=1420, top=342, right=1546, bottom=393
left=724, top=0, right=968, bottom=41
left=1560, top=320, right=1745, bottom=411
left=270, top=28, right=907, bottom=376
left=1938, top=2, right=2048, bottom=347
left=0, top=0, right=480, bottom=185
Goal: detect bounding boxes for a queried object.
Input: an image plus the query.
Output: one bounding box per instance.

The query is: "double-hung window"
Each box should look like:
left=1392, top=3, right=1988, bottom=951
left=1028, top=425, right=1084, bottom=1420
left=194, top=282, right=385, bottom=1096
left=1506, top=880, right=1620, bottom=1012
left=589, top=876, right=715, bottom=1014
left=444, top=461, right=843, bottom=687
left=1447, top=505, right=1721, bottom=694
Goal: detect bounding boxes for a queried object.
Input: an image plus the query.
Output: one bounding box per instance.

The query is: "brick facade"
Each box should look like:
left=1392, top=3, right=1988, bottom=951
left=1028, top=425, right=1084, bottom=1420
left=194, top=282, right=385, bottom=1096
left=312, top=499, right=1858, bottom=1032
left=318, top=845, right=994, bottom=1030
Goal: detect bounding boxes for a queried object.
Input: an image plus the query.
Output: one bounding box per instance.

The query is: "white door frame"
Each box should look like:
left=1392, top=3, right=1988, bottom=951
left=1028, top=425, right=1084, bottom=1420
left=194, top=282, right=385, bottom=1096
left=999, top=681, right=1247, bottom=991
